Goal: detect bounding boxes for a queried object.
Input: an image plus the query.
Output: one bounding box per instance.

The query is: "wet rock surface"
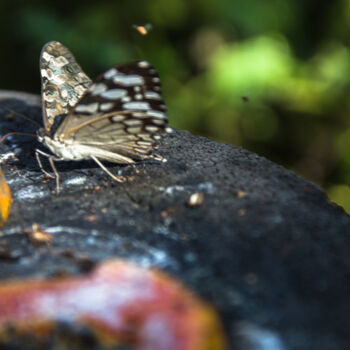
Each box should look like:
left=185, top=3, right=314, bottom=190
left=0, top=97, right=350, bottom=350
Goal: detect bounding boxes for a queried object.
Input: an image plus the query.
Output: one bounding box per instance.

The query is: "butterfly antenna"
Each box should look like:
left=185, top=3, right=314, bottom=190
left=0, top=107, right=41, bottom=128
left=0, top=132, right=36, bottom=144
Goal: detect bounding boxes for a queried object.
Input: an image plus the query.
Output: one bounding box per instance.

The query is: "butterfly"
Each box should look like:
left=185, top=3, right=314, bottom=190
left=37, top=41, right=171, bottom=192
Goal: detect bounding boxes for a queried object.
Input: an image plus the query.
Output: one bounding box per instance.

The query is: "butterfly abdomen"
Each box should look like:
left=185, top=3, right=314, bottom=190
left=42, top=136, right=86, bottom=161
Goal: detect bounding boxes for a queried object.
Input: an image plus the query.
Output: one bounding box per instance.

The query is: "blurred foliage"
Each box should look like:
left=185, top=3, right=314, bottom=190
left=1, top=0, right=350, bottom=213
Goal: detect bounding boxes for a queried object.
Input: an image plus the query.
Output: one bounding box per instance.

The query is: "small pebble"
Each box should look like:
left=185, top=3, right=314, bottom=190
left=188, top=192, right=204, bottom=207
left=24, top=223, right=53, bottom=245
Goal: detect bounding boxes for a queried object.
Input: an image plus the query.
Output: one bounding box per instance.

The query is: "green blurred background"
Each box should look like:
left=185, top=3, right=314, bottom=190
left=1, top=0, right=350, bottom=213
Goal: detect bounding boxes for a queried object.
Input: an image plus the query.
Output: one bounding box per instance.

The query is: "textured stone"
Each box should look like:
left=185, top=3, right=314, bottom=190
left=0, top=95, right=350, bottom=350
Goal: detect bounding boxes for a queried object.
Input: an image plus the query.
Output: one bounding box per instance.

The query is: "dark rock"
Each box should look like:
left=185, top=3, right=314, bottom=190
left=0, top=96, right=350, bottom=350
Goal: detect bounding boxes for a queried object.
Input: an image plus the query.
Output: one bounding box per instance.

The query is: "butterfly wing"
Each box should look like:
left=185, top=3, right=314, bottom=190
left=40, top=41, right=92, bottom=131
left=53, top=61, right=170, bottom=162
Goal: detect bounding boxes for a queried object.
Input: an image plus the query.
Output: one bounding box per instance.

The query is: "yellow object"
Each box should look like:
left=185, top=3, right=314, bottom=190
left=0, top=168, right=11, bottom=226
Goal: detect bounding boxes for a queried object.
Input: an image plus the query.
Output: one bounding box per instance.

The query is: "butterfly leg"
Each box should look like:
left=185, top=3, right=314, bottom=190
left=91, top=156, right=127, bottom=183
left=48, top=156, right=60, bottom=193
left=35, top=149, right=61, bottom=193
left=35, top=149, right=55, bottom=179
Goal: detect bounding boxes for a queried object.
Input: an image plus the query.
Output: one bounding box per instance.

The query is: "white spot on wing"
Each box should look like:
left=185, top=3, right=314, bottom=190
left=127, top=126, right=142, bottom=133
left=123, top=102, right=150, bottom=110
left=137, top=141, right=152, bottom=146
left=113, top=74, right=144, bottom=86
left=152, top=119, right=166, bottom=126
left=49, top=74, right=65, bottom=84
left=61, top=89, right=68, bottom=99
left=42, top=52, right=52, bottom=61
left=145, top=126, right=159, bottom=132
left=145, top=91, right=161, bottom=100
left=75, top=103, right=99, bottom=114
left=90, top=83, right=107, bottom=95
left=152, top=77, right=160, bottom=83
left=122, top=96, right=131, bottom=102
left=104, top=68, right=118, bottom=79
left=139, top=134, right=153, bottom=141
left=146, top=110, right=166, bottom=118
left=134, top=86, right=141, bottom=92
left=133, top=112, right=148, bottom=118
left=74, top=85, right=86, bottom=95
left=100, top=89, right=127, bottom=99
left=41, top=69, right=48, bottom=78
left=54, top=56, right=69, bottom=67
left=138, top=61, right=150, bottom=68
left=135, top=94, right=143, bottom=100
left=124, top=119, right=142, bottom=126
left=112, top=115, right=126, bottom=122
left=100, top=102, right=114, bottom=111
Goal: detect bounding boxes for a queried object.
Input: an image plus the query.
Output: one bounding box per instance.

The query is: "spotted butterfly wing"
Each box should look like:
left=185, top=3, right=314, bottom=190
left=38, top=41, right=170, bottom=173
left=49, top=61, right=169, bottom=163
left=40, top=41, right=92, bottom=131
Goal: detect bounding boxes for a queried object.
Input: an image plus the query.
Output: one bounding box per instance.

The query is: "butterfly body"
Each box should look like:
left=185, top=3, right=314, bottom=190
left=38, top=41, right=171, bottom=191
left=38, top=130, right=87, bottom=161
left=38, top=129, right=137, bottom=164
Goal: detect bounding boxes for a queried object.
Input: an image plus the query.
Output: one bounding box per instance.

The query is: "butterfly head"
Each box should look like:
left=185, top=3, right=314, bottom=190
left=36, top=127, right=47, bottom=143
